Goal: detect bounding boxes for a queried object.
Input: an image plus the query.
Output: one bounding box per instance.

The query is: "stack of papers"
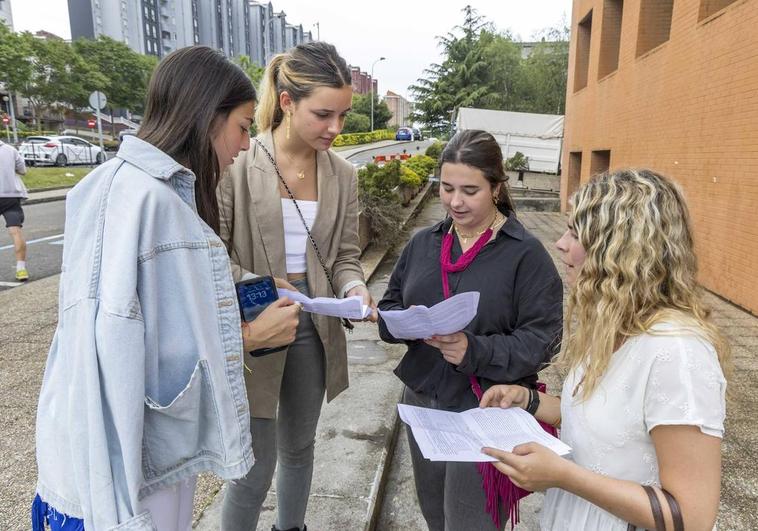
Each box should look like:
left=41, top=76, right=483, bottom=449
left=398, top=404, right=571, bottom=462
left=278, top=288, right=371, bottom=320
left=378, top=291, right=480, bottom=340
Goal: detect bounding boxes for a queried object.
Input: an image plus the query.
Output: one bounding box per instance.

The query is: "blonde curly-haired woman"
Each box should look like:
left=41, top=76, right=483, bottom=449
left=481, top=169, right=730, bottom=531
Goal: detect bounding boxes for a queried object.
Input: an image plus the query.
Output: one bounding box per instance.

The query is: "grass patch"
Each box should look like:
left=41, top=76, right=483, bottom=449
left=22, top=167, right=94, bottom=191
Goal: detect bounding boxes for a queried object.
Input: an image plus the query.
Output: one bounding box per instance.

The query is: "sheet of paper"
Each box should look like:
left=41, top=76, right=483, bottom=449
left=278, top=288, right=370, bottom=320
left=378, top=291, right=480, bottom=340
left=398, top=403, right=571, bottom=462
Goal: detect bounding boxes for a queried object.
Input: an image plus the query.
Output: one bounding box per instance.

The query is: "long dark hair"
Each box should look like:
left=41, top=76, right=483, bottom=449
left=138, top=46, right=256, bottom=233
left=439, top=129, right=516, bottom=213
left=255, top=41, right=351, bottom=131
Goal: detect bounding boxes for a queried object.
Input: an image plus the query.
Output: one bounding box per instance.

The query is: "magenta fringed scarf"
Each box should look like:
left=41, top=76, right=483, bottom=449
left=439, top=226, right=557, bottom=530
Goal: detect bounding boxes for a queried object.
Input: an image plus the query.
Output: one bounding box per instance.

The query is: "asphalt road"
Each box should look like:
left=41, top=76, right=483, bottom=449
left=0, top=140, right=435, bottom=291
left=0, top=200, right=65, bottom=290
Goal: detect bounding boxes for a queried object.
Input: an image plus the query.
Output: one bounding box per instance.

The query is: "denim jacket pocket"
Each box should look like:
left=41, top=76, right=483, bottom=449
left=142, top=359, right=225, bottom=479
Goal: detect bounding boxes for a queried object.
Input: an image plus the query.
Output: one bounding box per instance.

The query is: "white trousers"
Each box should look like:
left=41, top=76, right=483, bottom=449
left=138, top=476, right=197, bottom=531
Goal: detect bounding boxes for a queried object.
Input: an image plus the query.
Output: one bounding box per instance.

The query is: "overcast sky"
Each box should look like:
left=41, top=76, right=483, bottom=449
left=10, top=0, right=573, bottom=100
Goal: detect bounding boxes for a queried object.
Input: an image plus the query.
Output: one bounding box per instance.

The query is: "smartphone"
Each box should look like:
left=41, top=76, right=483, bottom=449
left=235, top=276, right=287, bottom=357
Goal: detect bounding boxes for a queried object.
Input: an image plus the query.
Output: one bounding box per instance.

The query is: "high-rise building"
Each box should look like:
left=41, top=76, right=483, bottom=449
left=385, top=91, right=412, bottom=128
left=0, top=0, right=14, bottom=29
left=67, top=0, right=312, bottom=63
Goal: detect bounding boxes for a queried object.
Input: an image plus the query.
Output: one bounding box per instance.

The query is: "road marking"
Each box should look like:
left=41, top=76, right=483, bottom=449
left=0, top=281, right=22, bottom=287
left=0, top=233, right=63, bottom=251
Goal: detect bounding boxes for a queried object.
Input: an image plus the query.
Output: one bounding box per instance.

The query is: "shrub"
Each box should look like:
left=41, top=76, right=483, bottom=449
left=505, top=151, right=529, bottom=171
left=358, top=161, right=405, bottom=247
left=424, top=141, right=446, bottom=162
left=342, top=112, right=371, bottom=134
left=333, top=129, right=394, bottom=147
left=404, top=155, right=436, bottom=183
left=400, top=166, right=422, bottom=188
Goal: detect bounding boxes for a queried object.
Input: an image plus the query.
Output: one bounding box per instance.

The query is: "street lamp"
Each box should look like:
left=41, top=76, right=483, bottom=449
left=2, top=95, right=18, bottom=145
left=370, top=56, right=385, bottom=132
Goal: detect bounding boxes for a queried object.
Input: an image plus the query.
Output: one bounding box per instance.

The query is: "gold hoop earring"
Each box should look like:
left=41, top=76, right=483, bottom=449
left=285, top=110, right=291, bottom=140
left=492, top=194, right=498, bottom=205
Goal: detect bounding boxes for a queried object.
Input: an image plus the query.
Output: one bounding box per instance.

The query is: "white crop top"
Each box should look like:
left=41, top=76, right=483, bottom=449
left=281, top=198, right=318, bottom=274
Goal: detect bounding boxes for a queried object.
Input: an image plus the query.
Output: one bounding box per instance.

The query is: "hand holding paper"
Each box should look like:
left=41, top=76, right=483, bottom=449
left=397, top=403, right=571, bottom=462
left=278, top=288, right=371, bottom=320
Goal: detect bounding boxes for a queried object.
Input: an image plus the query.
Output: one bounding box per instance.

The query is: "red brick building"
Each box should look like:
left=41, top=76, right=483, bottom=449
left=349, top=66, right=379, bottom=95
left=562, top=0, right=758, bottom=314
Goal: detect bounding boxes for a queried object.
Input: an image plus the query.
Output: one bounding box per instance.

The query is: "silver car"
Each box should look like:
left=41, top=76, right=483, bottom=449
left=19, top=135, right=105, bottom=166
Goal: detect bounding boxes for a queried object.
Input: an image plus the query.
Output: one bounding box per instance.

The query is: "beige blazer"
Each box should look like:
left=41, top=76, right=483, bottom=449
left=217, top=131, right=365, bottom=418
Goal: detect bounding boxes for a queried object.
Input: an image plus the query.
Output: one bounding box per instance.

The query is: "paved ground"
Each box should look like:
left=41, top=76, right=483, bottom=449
left=0, top=196, right=756, bottom=530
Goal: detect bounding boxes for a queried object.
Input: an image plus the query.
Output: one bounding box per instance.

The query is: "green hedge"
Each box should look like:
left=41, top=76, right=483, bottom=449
left=333, top=129, right=394, bottom=147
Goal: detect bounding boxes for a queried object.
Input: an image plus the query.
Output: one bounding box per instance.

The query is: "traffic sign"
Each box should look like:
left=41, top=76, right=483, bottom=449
left=89, top=91, right=107, bottom=110
left=87, top=119, right=96, bottom=128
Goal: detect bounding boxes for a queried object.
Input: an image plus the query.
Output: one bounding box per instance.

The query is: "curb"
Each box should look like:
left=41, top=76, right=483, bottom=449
left=343, top=140, right=412, bottom=161
left=359, top=180, right=434, bottom=531
left=24, top=193, right=69, bottom=206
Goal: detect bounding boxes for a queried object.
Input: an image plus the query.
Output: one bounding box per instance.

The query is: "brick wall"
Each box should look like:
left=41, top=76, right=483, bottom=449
left=561, top=0, right=758, bottom=314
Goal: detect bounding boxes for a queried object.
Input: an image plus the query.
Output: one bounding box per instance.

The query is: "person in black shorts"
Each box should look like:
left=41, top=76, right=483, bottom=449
left=0, top=138, right=29, bottom=281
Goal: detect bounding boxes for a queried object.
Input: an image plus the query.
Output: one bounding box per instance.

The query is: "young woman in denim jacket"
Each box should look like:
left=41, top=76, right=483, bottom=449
left=33, top=46, right=300, bottom=531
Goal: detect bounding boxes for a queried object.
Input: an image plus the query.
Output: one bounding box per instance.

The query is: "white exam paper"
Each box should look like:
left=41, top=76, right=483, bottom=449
left=378, top=291, right=480, bottom=340
left=278, top=288, right=370, bottom=320
left=397, top=404, right=571, bottom=462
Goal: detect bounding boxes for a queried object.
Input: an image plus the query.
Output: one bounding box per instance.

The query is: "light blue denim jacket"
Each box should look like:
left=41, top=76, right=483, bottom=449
left=35, top=136, right=254, bottom=530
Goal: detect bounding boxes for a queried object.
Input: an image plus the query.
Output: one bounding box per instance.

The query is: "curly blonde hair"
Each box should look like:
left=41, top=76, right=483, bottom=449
left=559, top=169, right=731, bottom=400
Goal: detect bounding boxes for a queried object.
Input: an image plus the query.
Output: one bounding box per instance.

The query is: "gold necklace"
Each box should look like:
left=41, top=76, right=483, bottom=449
left=281, top=148, right=310, bottom=180
left=454, top=211, right=501, bottom=245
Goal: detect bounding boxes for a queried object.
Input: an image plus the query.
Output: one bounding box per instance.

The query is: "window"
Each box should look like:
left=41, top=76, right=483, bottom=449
left=598, top=0, right=624, bottom=79
left=590, top=150, right=611, bottom=176
left=568, top=152, right=583, bottom=198
left=698, top=0, right=738, bottom=21
left=636, top=0, right=674, bottom=57
left=574, top=10, right=593, bottom=92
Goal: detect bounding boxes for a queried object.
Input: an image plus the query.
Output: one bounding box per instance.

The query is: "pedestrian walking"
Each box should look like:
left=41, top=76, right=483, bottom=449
left=0, top=137, right=29, bottom=281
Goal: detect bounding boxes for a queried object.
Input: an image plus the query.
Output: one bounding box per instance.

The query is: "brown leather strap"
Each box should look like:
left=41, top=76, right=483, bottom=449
left=643, top=485, right=666, bottom=531
left=661, top=488, right=685, bottom=531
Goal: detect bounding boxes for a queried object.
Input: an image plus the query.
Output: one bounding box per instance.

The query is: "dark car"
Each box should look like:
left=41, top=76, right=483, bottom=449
left=395, top=127, right=413, bottom=141
left=412, top=128, right=423, bottom=141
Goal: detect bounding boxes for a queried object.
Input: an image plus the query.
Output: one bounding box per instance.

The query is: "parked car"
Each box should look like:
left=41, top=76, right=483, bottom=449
left=395, top=127, right=413, bottom=141
left=412, top=128, right=423, bottom=141
left=19, top=135, right=105, bottom=166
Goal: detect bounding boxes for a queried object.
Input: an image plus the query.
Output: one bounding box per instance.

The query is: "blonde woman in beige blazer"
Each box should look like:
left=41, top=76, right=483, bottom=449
left=217, top=42, right=375, bottom=531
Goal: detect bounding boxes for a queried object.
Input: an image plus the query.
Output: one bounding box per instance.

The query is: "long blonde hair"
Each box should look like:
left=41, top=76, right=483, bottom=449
left=559, top=169, right=731, bottom=400
left=255, top=41, right=351, bottom=131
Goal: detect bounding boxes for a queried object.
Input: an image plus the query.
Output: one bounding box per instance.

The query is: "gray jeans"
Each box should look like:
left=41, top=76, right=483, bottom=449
left=222, top=279, right=326, bottom=531
left=402, top=386, right=506, bottom=531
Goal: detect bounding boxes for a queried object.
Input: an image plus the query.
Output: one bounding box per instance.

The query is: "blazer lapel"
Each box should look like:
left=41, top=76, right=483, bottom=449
left=248, top=131, right=287, bottom=277
left=310, top=149, right=339, bottom=248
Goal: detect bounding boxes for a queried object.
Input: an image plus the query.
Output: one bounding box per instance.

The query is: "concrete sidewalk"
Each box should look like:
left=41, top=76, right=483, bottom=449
left=1, top=195, right=755, bottom=530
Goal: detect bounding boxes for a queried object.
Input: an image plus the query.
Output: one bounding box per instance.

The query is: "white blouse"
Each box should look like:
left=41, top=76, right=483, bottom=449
left=281, top=198, right=318, bottom=274
left=541, top=322, right=727, bottom=531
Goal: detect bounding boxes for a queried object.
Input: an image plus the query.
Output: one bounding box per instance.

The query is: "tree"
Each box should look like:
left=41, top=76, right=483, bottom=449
left=0, top=22, right=33, bottom=96
left=74, top=36, right=155, bottom=132
left=20, top=33, right=107, bottom=129
left=351, top=93, right=392, bottom=130
left=343, top=112, right=370, bottom=133
left=234, top=55, right=265, bottom=90
left=410, top=7, right=570, bottom=133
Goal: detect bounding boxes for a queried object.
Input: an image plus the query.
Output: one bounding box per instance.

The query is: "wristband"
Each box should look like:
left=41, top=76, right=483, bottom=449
left=525, top=387, right=540, bottom=415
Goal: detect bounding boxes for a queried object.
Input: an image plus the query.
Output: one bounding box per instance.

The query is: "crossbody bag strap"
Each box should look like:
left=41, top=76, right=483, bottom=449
left=253, top=138, right=354, bottom=331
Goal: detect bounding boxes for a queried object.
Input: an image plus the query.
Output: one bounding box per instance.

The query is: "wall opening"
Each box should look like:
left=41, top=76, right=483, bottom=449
left=698, top=0, right=738, bottom=21
left=568, top=152, right=583, bottom=198
left=574, top=10, right=593, bottom=92
left=590, top=150, right=611, bottom=176
left=598, top=0, right=624, bottom=79
left=636, top=0, right=673, bottom=57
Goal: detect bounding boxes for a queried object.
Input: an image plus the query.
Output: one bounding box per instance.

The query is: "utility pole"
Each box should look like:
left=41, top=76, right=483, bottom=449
left=370, top=57, right=386, bottom=132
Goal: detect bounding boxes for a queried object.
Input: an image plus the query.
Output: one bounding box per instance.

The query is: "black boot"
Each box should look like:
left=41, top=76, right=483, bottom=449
left=271, top=526, right=307, bottom=531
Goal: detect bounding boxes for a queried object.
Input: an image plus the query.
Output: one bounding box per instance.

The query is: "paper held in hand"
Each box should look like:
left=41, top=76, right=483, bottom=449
left=378, top=291, right=480, bottom=340
left=278, top=288, right=371, bottom=320
left=398, top=404, right=571, bottom=462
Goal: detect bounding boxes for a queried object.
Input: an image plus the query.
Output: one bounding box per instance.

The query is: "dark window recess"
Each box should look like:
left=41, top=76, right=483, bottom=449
left=598, top=0, right=624, bottom=79
left=590, top=150, right=611, bottom=176
left=699, top=0, right=739, bottom=21
left=636, top=0, right=673, bottom=57
left=574, top=10, right=593, bottom=92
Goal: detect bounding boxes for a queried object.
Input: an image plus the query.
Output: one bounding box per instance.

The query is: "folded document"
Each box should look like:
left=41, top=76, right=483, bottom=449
left=378, top=291, right=479, bottom=340
left=398, top=403, right=571, bottom=462
left=278, top=288, right=371, bottom=320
